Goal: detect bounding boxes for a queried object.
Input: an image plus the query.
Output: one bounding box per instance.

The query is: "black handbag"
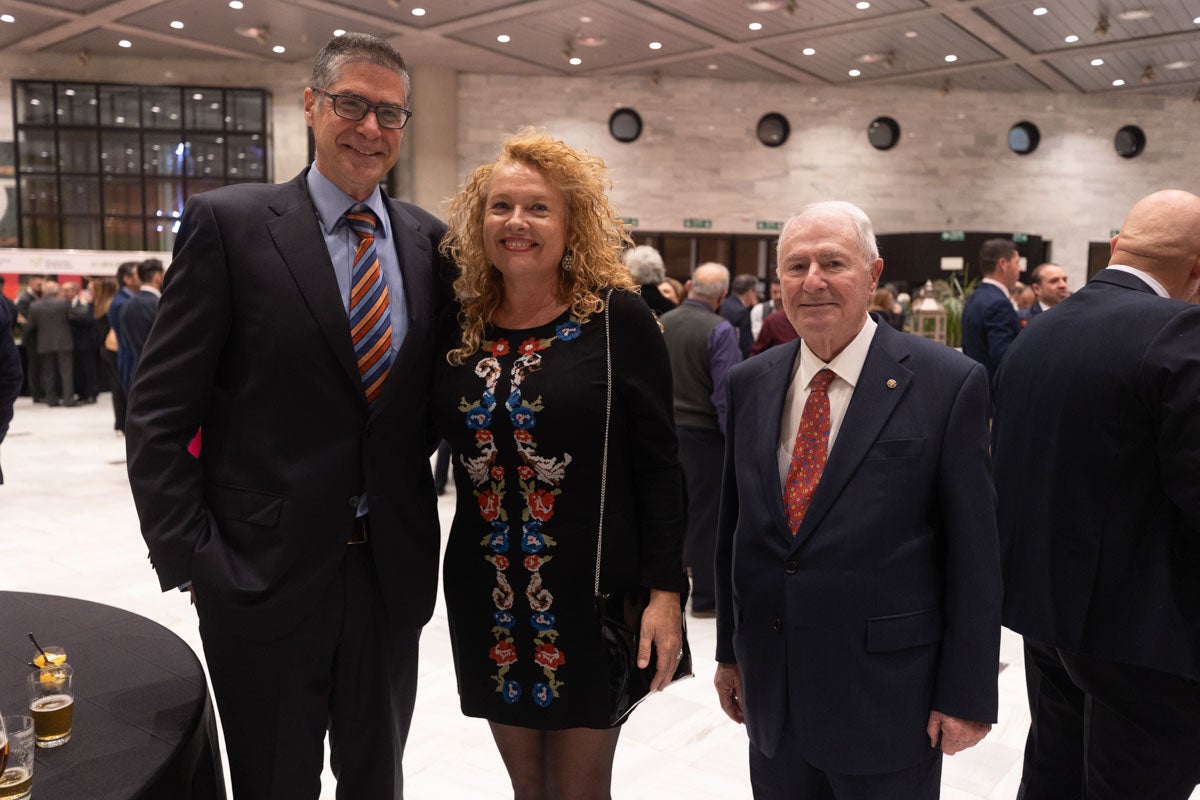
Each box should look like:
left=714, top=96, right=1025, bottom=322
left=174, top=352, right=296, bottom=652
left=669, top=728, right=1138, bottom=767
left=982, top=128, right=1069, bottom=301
left=594, top=289, right=693, bottom=727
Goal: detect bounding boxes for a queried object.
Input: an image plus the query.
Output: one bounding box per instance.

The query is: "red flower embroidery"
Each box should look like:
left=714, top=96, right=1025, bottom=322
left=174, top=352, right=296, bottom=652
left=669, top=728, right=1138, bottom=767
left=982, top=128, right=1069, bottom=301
left=533, top=643, right=565, bottom=670
left=491, top=466, right=505, bottom=480
left=478, top=490, right=501, bottom=521
left=493, top=555, right=509, bottom=570
left=517, top=465, right=534, bottom=480
left=489, top=641, right=518, bottom=666
left=528, top=489, right=555, bottom=522
left=476, top=430, right=494, bottom=444
left=524, top=555, right=543, bottom=571
left=488, top=338, right=510, bottom=356
left=518, top=337, right=546, bottom=355
left=513, top=430, right=533, bottom=443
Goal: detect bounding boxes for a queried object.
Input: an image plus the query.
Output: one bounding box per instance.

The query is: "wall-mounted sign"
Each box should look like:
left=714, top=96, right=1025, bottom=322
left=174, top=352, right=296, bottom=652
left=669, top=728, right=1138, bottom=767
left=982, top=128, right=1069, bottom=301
left=1110, top=229, right=1120, bottom=238
left=621, top=217, right=639, bottom=228
left=940, top=256, right=965, bottom=272
left=1012, top=232, right=1029, bottom=243
left=940, top=230, right=965, bottom=242
left=756, top=220, right=783, bottom=231
left=684, top=218, right=712, bottom=229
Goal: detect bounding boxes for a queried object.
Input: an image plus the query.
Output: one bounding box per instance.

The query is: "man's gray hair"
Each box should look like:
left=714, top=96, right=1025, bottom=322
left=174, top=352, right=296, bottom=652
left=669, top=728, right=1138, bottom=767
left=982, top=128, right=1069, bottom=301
left=778, top=201, right=880, bottom=266
left=623, top=245, right=665, bottom=284
left=690, top=262, right=730, bottom=299
left=311, top=32, right=411, bottom=103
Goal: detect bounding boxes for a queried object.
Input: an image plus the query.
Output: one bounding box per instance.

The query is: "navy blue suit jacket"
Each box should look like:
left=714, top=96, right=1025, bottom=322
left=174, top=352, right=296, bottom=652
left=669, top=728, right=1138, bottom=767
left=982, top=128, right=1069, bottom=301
left=961, top=282, right=1020, bottom=383
left=119, top=289, right=159, bottom=389
left=993, top=268, right=1200, bottom=679
left=715, top=321, right=1001, bottom=775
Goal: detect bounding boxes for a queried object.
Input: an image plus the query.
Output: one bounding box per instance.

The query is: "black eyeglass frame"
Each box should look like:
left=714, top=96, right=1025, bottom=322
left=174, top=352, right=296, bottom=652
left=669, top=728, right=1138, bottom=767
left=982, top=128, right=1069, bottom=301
left=312, top=87, right=412, bottom=130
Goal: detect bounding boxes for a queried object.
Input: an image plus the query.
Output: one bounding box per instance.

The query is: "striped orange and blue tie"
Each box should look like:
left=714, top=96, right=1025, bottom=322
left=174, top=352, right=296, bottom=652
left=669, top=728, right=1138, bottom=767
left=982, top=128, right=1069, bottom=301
left=345, top=204, right=393, bottom=405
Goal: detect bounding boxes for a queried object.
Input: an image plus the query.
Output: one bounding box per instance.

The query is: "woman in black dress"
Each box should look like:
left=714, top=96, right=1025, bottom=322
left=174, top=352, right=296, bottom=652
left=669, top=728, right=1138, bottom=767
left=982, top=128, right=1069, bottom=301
left=435, top=129, right=687, bottom=798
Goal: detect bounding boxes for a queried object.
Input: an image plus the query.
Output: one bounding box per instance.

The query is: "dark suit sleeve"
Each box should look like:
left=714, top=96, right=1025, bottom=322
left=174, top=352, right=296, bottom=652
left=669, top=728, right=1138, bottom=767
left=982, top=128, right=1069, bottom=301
left=611, top=291, right=688, bottom=592
left=932, top=360, right=1002, bottom=723
left=1146, top=307, right=1200, bottom=532
left=0, top=302, right=22, bottom=443
left=983, top=297, right=1020, bottom=376
left=126, top=194, right=233, bottom=590
left=714, top=368, right=740, bottom=664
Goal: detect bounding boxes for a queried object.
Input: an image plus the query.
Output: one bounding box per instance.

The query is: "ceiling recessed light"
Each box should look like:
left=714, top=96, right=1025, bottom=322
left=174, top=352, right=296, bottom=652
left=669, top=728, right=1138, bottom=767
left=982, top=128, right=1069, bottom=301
left=228, top=1, right=243, bottom=8
left=579, top=16, right=592, bottom=23
left=0, top=14, right=14, bottom=23
left=707, top=63, right=719, bottom=70
left=1116, top=8, right=1154, bottom=21
left=745, top=0, right=785, bottom=10
left=1033, top=7, right=1048, bottom=15
left=848, top=69, right=861, bottom=77
left=856, top=1, right=871, bottom=9
left=496, top=34, right=510, bottom=43
left=576, top=33, right=606, bottom=47
left=649, top=41, right=662, bottom=50
left=118, top=39, right=132, bottom=48
left=1064, top=34, right=1079, bottom=43
left=272, top=45, right=285, bottom=53
left=1091, top=58, right=1105, bottom=66
left=1195, top=16, right=1200, bottom=24
left=748, top=22, right=763, bottom=30
left=904, top=31, right=918, bottom=38
left=1163, top=59, right=1195, bottom=70
left=944, top=54, right=958, bottom=62
left=170, top=20, right=184, bottom=29
left=333, top=29, right=346, bottom=36
left=802, top=47, right=815, bottom=55
left=1112, top=78, right=1125, bottom=86
left=411, top=7, right=425, bottom=15
left=569, top=56, right=582, bottom=65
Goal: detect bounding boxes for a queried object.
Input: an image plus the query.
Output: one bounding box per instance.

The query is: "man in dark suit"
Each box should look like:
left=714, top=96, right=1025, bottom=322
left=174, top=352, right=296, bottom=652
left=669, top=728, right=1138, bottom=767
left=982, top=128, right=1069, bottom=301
left=118, top=259, right=163, bottom=388
left=14, top=276, right=43, bottom=401
left=1017, top=262, right=1068, bottom=327
left=23, top=281, right=76, bottom=407
left=126, top=32, right=453, bottom=799
left=961, top=238, right=1021, bottom=384
left=993, top=189, right=1200, bottom=800
left=64, top=281, right=99, bottom=403
left=0, top=299, right=22, bottom=484
left=721, top=272, right=758, bottom=358
left=715, top=201, right=1000, bottom=799
left=109, top=261, right=141, bottom=400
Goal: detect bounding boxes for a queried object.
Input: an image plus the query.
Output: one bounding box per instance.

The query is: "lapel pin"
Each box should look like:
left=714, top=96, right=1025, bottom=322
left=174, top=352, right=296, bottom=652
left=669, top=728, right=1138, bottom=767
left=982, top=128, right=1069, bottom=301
left=886, top=379, right=898, bottom=389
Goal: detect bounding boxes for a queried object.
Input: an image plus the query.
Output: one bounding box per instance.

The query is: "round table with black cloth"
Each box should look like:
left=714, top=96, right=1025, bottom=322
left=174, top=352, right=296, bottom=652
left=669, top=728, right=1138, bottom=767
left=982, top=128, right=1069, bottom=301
left=0, top=591, right=225, bottom=799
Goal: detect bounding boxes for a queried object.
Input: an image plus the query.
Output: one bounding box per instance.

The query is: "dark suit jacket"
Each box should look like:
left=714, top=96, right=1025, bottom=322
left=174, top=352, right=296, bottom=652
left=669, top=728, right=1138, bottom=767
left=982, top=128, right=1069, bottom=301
left=993, top=268, right=1200, bottom=680
left=0, top=300, right=22, bottom=483
left=961, top=281, right=1020, bottom=383
left=110, top=287, right=135, bottom=389
left=720, top=295, right=754, bottom=358
left=119, top=290, right=159, bottom=386
left=1016, top=301, right=1042, bottom=327
left=24, top=297, right=73, bottom=353
left=125, top=169, right=454, bottom=639
left=715, top=321, right=1001, bottom=775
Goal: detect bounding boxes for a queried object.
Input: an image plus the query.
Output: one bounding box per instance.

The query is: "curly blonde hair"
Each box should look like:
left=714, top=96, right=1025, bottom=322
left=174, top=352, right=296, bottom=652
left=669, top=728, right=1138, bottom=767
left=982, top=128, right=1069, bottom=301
left=441, top=128, right=634, bottom=364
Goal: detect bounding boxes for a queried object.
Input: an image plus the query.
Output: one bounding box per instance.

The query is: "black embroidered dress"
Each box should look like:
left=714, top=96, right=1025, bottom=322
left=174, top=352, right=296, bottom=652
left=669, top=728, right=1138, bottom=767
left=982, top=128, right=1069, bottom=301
left=433, top=289, right=686, bottom=729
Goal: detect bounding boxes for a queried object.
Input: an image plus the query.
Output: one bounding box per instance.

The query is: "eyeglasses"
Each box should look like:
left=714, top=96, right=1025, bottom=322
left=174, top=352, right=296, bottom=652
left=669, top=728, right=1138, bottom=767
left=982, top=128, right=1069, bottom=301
left=313, top=88, right=412, bottom=130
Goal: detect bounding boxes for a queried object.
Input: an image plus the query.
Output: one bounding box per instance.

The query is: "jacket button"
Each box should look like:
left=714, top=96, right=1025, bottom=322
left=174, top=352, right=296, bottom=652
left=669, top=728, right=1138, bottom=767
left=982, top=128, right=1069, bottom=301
left=771, top=618, right=782, bottom=633
left=347, top=496, right=359, bottom=509
left=784, top=561, right=797, bottom=575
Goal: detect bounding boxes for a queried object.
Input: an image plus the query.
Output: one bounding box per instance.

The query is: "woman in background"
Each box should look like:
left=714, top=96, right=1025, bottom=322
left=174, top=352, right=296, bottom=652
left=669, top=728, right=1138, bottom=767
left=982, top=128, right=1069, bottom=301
left=90, top=278, right=124, bottom=431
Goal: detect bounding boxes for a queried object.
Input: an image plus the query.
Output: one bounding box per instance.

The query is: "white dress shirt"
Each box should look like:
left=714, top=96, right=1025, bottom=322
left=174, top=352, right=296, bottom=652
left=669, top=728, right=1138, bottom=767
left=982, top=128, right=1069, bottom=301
left=1107, top=264, right=1169, bottom=298
left=777, top=315, right=878, bottom=493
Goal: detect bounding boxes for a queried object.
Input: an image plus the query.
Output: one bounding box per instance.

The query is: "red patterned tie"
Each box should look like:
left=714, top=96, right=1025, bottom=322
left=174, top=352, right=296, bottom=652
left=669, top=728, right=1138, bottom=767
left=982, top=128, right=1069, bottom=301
left=346, top=204, right=393, bottom=405
left=783, top=368, right=835, bottom=536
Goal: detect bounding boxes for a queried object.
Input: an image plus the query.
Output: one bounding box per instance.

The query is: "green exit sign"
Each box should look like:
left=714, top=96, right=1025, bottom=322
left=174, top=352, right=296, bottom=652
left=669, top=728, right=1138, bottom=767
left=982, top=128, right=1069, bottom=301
left=683, top=218, right=712, bottom=229
left=1013, top=232, right=1029, bottom=243
left=621, top=217, right=639, bottom=228
left=756, top=220, right=783, bottom=231
left=940, top=230, right=966, bottom=242
left=1110, top=228, right=1121, bottom=237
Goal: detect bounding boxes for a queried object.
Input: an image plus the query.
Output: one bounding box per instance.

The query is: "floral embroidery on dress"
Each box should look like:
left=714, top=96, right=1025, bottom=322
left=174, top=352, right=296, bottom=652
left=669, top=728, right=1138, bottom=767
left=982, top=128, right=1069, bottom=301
left=459, top=312, right=589, bottom=709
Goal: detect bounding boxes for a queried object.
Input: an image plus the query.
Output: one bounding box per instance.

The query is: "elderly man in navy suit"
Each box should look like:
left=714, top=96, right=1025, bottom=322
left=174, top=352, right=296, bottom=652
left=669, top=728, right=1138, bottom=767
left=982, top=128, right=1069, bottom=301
left=993, top=189, right=1200, bottom=800
left=961, top=238, right=1022, bottom=384
left=714, top=201, right=1001, bottom=799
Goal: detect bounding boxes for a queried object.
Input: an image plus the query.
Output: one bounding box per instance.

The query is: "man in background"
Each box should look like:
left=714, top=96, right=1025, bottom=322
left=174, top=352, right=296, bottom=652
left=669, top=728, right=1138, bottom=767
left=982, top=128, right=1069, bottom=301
left=961, top=238, right=1021, bottom=384
left=118, top=259, right=164, bottom=387
left=109, top=261, right=141, bottom=396
left=15, top=276, right=44, bottom=401
left=993, top=189, right=1200, bottom=799
left=64, top=280, right=99, bottom=404
left=1018, top=262, right=1069, bottom=326
left=721, top=272, right=758, bottom=358
left=23, top=281, right=75, bottom=407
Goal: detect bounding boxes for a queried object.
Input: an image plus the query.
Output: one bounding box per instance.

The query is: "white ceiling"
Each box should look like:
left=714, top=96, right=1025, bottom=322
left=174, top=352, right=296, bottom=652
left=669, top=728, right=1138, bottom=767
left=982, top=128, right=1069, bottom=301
left=1, top=0, right=1198, bottom=97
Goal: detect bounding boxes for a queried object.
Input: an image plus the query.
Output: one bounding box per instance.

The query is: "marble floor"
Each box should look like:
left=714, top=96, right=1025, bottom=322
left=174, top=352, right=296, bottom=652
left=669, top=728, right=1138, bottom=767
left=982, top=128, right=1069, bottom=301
left=1, top=395, right=1186, bottom=799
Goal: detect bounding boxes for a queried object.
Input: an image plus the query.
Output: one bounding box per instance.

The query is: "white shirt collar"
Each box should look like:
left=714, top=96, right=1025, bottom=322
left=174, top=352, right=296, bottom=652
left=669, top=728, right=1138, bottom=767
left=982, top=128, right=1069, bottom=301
left=141, top=286, right=162, bottom=298
left=796, top=314, right=877, bottom=391
left=1037, top=300, right=1051, bottom=312
left=981, top=277, right=1010, bottom=295
left=1107, top=265, right=1169, bottom=298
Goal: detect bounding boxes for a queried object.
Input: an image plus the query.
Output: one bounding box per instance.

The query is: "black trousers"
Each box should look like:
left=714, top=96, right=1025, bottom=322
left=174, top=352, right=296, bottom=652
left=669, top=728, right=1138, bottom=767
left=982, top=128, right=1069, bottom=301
left=1018, top=638, right=1200, bottom=800
left=676, top=425, right=724, bottom=612
left=199, top=541, right=420, bottom=800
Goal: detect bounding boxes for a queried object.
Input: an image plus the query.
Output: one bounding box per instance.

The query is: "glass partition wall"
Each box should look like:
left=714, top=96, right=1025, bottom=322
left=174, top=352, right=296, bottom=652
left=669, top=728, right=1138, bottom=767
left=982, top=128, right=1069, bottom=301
left=13, top=81, right=270, bottom=252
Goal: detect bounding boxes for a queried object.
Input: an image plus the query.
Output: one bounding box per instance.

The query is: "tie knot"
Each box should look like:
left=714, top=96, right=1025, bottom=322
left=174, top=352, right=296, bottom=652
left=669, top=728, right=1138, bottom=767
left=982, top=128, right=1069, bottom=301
left=810, top=368, right=835, bottom=393
left=345, top=204, right=378, bottom=233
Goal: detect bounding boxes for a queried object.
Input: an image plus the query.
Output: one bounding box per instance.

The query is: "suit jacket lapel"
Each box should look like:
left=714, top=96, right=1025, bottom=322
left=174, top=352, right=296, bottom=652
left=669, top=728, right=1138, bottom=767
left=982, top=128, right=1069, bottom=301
left=266, top=173, right=365, bottom=402
left=755, top=340, right=803, bottom=545
left=790, top=324, right=912, bottom=553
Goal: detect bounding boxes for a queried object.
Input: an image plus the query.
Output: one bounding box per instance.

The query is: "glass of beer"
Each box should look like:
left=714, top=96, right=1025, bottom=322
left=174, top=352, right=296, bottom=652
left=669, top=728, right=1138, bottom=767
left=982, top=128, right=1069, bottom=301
left=26, top=665, right=74, bottom=748
left=31, top=646, right=67, bottom=668
left=0, top=715, right=34, bottom=800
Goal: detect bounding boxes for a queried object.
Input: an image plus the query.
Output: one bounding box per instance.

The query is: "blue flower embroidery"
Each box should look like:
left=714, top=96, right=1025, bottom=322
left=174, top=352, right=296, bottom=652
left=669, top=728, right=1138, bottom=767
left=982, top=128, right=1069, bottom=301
left=530, top=611, right=557, bottom=631
left=506, top=390, right=522, bottom=410
left=532, top=682, right=553, bottom=708
left=521, top=531, right=546, bottom=554
left=466, top=405, right=492, bottom=429
left=488, top=530, right=510, bottom=553
left=482, top=389, right=495, bottom=407
left=494, top=610, right=516, bottom=629
left=510, top=407, right=536, bottom=429
left=555, top=320, right=582, bottom=341
left=502, top=680, right=522, bottom=704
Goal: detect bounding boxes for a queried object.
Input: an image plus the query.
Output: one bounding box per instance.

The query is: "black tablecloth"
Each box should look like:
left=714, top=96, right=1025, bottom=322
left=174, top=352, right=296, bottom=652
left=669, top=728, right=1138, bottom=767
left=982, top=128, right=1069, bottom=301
left=0, top=591, right=226, bottom=799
